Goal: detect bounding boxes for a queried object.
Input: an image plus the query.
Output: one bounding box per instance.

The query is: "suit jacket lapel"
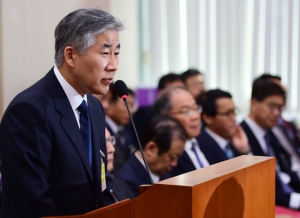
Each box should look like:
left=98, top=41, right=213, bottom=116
left=197, top=129, right=227, bottom=164
left=45, top=69, right=93, bottom=181
left=240, top=121, right=265, bottom=156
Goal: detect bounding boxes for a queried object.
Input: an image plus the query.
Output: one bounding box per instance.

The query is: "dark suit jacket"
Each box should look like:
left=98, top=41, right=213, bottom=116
left=115, top=154, right=152, bottom=197
left=115, top=154, right=170, bottom=197
left=240, top=120, right=300, bottom=208
left=131, top=105, right=156, bottom=138
left=170, top=150, right=197, bottom=177
left=112, top=177, right=135, bottom=201
left=0, top=68, right=113, bottom=218
left=196, top=128, right=236, bottom=165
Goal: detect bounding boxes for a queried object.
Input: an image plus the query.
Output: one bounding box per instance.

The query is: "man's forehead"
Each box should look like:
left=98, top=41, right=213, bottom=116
left=170, top=89, right=195, bottom=107
left=264, top=95, right=285, bottom=103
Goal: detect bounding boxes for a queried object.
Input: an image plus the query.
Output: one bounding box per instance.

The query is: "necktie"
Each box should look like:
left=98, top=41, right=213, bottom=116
left=225, top=143, right=234, bottom=159
left=264, top=131, right=294, bottom=194
left=117, top=127, right=126, bottom=148
left=110, top=189, right=119, bottom=202
left=78, top=100, right=92, bottom=166
left=191, top=142, right=204, bottom=168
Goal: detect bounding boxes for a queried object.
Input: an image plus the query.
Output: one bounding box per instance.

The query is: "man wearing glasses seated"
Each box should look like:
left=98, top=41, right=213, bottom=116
left=154, top=87, right=210, bottom=177
left=196, top=89, right=250, bottom=165
left=240, top=81, right=300, bottom=210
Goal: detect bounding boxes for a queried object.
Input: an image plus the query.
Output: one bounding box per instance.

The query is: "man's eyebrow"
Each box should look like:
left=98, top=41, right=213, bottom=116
left=101, top=43, right=121, bottom=49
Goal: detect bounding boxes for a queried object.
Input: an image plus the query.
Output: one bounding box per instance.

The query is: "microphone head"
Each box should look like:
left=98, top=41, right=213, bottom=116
left=114, top=80, right=128, bottom=99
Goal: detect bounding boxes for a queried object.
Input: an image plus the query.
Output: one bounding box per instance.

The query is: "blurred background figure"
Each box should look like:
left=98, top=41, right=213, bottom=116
left=253, top=74, right=300, bottom=152
left=240, top=81, right=300, bottom=210
left=92, top=88, right=113, bottom=113
left=197, top=89, right=250, bottom=165
left=181, top=69, right=206, bottom=100
left=154, top=87, right=210, bottom=177
left=93, top=83, right=137, bottom=174
left=104, top=128, right=134, bottom=202
left=132, top=73, right=184, bottom=139
left=116, top=115, right=188, bottom=197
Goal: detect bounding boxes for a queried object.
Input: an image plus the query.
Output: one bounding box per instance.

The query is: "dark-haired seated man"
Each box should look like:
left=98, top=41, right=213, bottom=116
left=197, top=89, right=250, bottom=165
left=240, top=81, right=300, bottom=210
left=115, top=115, right=187, bottom=197
left=105, top=83, right=137, bottom=174
left=181, top=69, right=206, bottom=99
left=253, top=74, right=300, bottom=176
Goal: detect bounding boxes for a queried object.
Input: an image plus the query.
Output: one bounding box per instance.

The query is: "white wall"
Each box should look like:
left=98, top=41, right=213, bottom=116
left=110, top=0, right=139, bottom=90
left=0, top=0, right=139, bottom=115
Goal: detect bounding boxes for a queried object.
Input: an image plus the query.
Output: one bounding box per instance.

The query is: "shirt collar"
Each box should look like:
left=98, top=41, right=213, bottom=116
left=205, top=127, right=229, bottom=150
left=244, top=116, right=267, bottom=142
left=184, top=138, right=200, bottom=151
left=53, top=66, right=87, bottom=110
left=105, top=116, right=119, bottom=134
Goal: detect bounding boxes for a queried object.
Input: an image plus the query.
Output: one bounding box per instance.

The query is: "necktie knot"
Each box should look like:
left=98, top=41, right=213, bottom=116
left=190, top=142, right=204, bottom=168
left=225, top=143, right=234, bottom=159
left=78, top=100, right=89, bottom=114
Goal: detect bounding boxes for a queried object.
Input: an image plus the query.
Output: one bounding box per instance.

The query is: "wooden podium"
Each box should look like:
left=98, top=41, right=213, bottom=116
left=44, top=155, right=275, bottom=218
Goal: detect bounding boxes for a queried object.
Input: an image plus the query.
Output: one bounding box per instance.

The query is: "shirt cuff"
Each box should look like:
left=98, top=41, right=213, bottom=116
left=289, top=192, right=300, bottom=209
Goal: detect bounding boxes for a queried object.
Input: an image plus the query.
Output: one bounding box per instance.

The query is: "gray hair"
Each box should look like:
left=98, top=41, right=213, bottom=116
left=54, top=7, right=124, bottom=67
left=154, top=87, right=186, bottom=115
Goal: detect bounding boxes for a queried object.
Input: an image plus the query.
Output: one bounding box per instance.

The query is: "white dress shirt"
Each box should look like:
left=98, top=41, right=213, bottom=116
left=54, top=66, right=87, bottom=128
left=105, top=116, right=119, bottom=135
left=184, top=139, right=210, bottom=169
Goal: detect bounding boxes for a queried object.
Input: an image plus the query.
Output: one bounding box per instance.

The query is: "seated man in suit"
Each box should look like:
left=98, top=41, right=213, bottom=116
left=132, top=73, right=185, bottom=138
left=181, top=69, right=206, bottom=99
left=104, top=128, right=134, bottom=202
left=197, top=89, right=250, bottom=165
left=253, top=74, right=300, bottom=176
left=240, top=81, right=300, bottom=210
left=154, top=87, right=210, bottom=176
left=115, top=115, right=188, bottom=197
left=0, top=8, right=123, bottom=217
left=105, top=83, right=137, bottom=174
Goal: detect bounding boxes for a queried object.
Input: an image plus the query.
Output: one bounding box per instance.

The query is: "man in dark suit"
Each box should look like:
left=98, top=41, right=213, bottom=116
left=104, top=83, right=137, bottom=174
left=253, top=74, right=300, bottom=172
left=154, top=87, right=210, bottom=177
left=181, top=69, right=206, bottom=99
left=0, top=8, right=124, bottom=218
left=197, top=89, right=250, bottom=165
left=240, top=81, right=300, bottom=210
left=116, top=115, right=187, bottom=197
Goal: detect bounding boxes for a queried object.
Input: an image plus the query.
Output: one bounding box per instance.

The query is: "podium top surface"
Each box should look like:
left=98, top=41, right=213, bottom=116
left=158, top=155, right=274, bottom=187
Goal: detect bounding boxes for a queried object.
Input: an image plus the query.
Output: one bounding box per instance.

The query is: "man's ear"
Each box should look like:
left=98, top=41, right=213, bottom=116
left=202, top=114, right=213, bottom=126
left=144, top=141, right=159, bottom=158
left=250, top=99, right=258, bottom=112
left=64, top=46, right=77, bottom=68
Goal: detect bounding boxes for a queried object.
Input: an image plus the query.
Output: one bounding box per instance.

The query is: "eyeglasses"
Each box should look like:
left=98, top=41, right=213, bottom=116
left=170, top=105, right=202, bottom=116
left=216, top=108, right=239, bottom=118
left=266, top=103, right=284, bottom=113
left=106, top=136, right=116, bottom=146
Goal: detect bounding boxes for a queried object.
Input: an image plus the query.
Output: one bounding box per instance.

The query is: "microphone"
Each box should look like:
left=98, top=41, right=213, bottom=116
left=114, top=80, right=154, bottom=185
